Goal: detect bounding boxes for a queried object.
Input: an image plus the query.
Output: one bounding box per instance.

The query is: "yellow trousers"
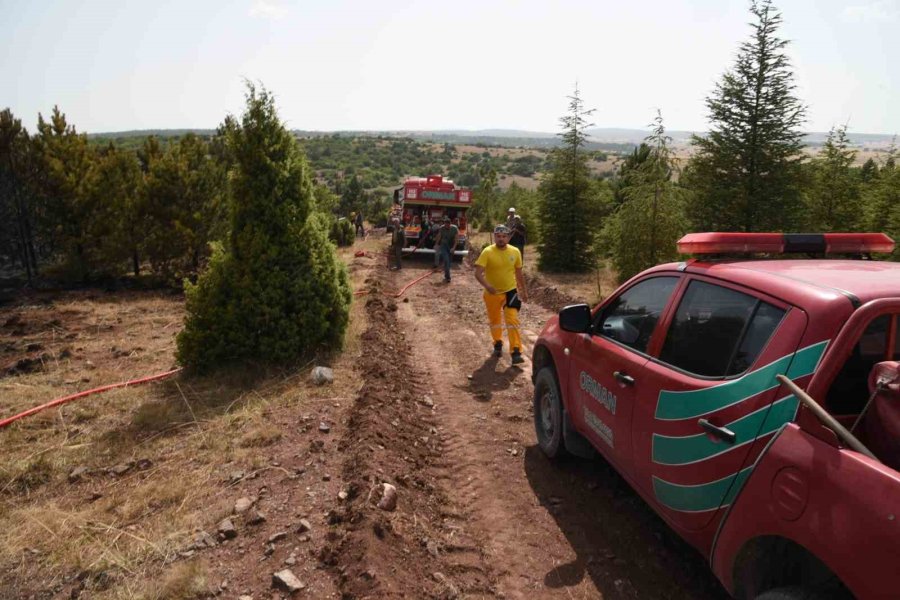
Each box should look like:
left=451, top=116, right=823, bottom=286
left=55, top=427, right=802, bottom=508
left=483, top=291, right=521, bottom=353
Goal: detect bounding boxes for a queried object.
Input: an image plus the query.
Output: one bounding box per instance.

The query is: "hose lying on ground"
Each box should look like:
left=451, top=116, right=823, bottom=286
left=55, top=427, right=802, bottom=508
left=353, top=268, right=439, bottom=298
left=0, top=368, right=182, bottom=430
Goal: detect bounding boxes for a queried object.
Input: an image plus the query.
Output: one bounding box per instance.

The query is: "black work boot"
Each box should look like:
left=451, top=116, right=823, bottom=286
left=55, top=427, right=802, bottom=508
left=511, top=348, right=525, bottom=365
left=493, top=341, right=503, bottom=357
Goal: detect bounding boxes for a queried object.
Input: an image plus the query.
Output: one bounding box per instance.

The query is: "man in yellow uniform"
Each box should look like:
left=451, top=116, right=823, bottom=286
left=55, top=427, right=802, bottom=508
left=474, top=224, right=529, bottom=365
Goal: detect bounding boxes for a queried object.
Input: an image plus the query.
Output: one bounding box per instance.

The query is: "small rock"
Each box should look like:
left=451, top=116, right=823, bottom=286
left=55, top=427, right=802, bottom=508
left=264, top=543, right=275, bottom=556
left=268, top=531, right=288, bottom=544
left=109, top=463, right=131, bottom=476
left=134, top=458, right=153, bottom=470
left=377, top=483, right=398, bottom=511
left=193, top=530, right=217, bottom=549
left=234, top=496, right=255, bottom=514
left=284, top=553, right=297, bottom=566
left=217, top=518, right=237, bottom=539
left=337, top=490, right=348, bottom=501
left=229, top=470, right=246, bottom=484
left=322, top=473, right=331, bottom=482
left=272, top=569, right=305, bottom=593
left=296, top=518, right=312, bottom=533
left=238, top=596, right=253, bottom=600
left=248, top=510, right=267, bottom=525
left=68, top=466, right=89, bottom=483
left=318, top=422, right=331, bottom=433
left=310, top=366, right=334, bottom=386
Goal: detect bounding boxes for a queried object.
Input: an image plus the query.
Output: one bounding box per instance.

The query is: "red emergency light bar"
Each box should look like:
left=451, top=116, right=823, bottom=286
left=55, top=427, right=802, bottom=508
left=677, top=232, right=895, bottom=255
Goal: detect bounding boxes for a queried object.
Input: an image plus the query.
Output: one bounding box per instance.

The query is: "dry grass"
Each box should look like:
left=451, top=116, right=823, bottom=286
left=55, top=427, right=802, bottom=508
left=0, top=284, right=367, bottom=597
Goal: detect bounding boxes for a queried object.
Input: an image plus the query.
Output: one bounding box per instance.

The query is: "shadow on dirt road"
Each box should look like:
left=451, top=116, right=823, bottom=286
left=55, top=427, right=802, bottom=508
left=523, top=446, right=730, bottom=599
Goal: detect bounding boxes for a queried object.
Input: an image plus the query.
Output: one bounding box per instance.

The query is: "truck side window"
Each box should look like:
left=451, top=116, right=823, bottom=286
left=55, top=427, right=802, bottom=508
left=826, top=314, right=891, bottom=414
left=595, top=277, right=678, bottom=354
left=659, top=281, right=785, bottom=378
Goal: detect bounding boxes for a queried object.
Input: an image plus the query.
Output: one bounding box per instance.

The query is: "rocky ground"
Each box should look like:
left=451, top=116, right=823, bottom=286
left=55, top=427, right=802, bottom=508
left=0, top=234, right=731, bottom=599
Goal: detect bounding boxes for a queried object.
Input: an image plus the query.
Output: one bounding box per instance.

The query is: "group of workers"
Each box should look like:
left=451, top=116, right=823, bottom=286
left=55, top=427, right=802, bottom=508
left=387, top=206, right=529, bottom=365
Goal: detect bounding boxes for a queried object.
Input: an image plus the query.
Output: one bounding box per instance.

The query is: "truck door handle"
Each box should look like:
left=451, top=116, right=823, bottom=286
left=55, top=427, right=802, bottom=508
left=698, top=418, right=736, bottom=444
left=613, top=371, right=635, bottom=386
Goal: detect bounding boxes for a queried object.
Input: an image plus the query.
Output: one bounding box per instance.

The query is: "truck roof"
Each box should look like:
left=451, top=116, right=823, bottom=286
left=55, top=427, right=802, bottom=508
left=647, top=259, right=900, bottom=309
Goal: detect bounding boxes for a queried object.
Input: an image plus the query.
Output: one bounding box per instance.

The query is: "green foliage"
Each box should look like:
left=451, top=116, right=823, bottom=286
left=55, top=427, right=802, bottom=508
left=471, top=166, right=499, bottom=231
left=602, top=112, right=688, bottom=282
left=84, top=144, right=143, bottom=276
left=537, top=86, right=606, bottom=272
left=32, top=107, right=99, bottom=281
left=502, top=182, right=541, bottom=244
left=142, top=133, right=226, bottom=281
left=0, top=108, right=39, bottom=280
left=176, top=84, right=351, bottom=371
left=861, top=145, right=900, bottom=260
left=804, top=124, right=861, bottom=231
left=329, top=217, right=355, bottom=247
left=340, top=174, right=363, bottom=214
left=685, top=0, right=806, bottom=233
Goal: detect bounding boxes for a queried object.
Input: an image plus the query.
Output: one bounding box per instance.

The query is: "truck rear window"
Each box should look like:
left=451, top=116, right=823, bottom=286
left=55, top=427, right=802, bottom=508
left=659, top=281, right=785, bottom=378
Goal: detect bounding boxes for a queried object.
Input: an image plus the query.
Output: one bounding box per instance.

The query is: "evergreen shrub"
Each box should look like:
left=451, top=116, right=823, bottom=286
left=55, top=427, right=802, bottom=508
left=176, top=85, right=351, bottom=370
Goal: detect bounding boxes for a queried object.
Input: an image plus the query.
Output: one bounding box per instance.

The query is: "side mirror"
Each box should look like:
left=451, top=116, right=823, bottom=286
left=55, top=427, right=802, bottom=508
left=559, top=304, right=592, bottom=333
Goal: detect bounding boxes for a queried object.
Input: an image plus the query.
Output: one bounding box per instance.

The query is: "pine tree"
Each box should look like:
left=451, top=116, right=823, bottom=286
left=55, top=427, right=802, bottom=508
left=685, top=0, right=806, bottom=233
left=538, top=85, right=601, bottom=272
left=177, top=84, right=351, bottom=370
left=0, top=109, right=39, bottom=280
left=861, top=144, right=900, bottom=260
left=604, top=111, right=687, bottom=281
left=32, top=107, right=97, bottom=280
left=143, top=134, right=226, bottom=279
left=805, top=124, right=860, bottom=231
left=84, top=143, right=143, bottom=275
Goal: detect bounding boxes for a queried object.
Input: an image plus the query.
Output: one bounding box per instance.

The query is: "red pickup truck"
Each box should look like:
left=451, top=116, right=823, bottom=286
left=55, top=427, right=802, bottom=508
left=532, top=232, right=900, bottom=599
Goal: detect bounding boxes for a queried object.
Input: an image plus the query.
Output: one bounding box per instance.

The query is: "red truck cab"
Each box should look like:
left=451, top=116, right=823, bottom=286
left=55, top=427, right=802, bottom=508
left=532, top=233, right=900, bottom=599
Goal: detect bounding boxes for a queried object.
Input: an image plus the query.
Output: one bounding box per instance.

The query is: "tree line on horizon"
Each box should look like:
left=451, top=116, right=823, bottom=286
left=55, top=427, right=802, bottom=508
left=536, top=0, right=899, bottom=278
left=1, top=0, right=898, bottom=291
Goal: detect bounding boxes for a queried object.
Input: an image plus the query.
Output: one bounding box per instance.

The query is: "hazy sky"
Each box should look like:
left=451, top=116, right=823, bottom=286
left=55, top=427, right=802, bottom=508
left=2, top=0, right=898, bottom=134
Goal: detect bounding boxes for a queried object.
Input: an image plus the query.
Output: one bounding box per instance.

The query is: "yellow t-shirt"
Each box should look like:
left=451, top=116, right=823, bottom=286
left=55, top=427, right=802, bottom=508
left=475, top=244, right=522, bottom=293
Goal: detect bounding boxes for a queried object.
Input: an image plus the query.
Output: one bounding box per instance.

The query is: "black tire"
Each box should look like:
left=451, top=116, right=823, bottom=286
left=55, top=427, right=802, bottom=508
left=534, top=367, right=568, bottom=459
left=755, top=586, right=844, bottom=600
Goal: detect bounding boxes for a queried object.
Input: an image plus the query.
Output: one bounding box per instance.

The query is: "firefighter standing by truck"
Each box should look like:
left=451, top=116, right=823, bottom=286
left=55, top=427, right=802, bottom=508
left=389, top=217, right=405, bottom=270
left=474, top=224, right=528, bottom=364
left=433, top=216, right=458, bottom=282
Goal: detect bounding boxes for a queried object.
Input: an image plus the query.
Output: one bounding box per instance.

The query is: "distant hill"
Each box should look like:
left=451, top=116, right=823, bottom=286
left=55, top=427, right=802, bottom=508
left=90, top=127, right=897, bottom=150
left=585, top=127, right=897, bottom=148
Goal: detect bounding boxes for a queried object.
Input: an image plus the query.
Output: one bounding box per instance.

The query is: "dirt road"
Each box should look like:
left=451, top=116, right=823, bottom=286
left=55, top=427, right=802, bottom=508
left=337, top=244, right=729, bottom=599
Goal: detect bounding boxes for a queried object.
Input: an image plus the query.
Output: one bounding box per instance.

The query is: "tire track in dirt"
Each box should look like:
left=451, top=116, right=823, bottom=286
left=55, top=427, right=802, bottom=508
left=326, top=263, right=496, bottom=599
left=395, top=256, right=729, bottom=600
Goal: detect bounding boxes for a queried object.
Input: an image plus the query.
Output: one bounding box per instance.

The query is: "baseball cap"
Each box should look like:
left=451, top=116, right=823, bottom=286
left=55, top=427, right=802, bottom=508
left=494, top=224, right=511, bottom=234
left=508, top=207, right=516, bottom=213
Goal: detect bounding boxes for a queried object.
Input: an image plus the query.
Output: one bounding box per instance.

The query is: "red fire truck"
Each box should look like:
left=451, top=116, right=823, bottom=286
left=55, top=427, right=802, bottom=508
left=392, top=175, right=472, bottom=258
left=533, top=232, right=900, bottom=599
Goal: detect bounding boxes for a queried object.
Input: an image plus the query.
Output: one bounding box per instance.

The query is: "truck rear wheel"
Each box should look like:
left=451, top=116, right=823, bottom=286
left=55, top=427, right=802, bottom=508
left=534, top=367, right=568, bottom=459
left=755, top=586, right=849, bottom=600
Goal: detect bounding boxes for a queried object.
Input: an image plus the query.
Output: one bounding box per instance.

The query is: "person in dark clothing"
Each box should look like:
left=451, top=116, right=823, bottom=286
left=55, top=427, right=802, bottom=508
left=389, top=217, right=405, bottom=270
left=433, top=216, right=458, bottom=282
left=355, top=211, right=364, bottom=236
left=509, top=215, right=526, bottom=260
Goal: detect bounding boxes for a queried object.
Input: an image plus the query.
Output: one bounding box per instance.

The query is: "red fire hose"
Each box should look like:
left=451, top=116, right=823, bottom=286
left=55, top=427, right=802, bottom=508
left=0, top=368, right=182, bottom=430
left=353, top=268, right=439, bottom=298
